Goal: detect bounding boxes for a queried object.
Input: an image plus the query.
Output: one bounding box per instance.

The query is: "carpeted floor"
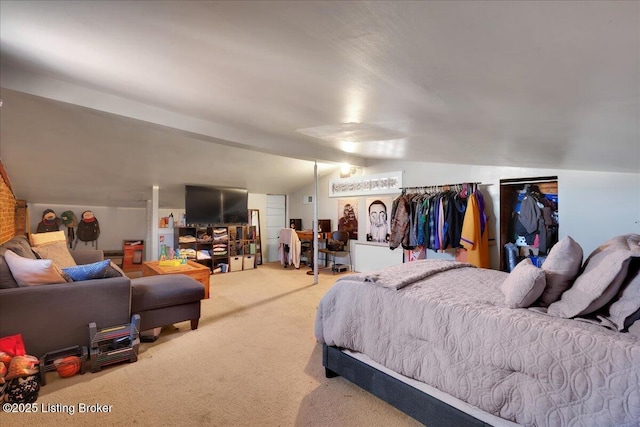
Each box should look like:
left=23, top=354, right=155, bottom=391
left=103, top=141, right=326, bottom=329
left=1, top=262, right=422, bottom=426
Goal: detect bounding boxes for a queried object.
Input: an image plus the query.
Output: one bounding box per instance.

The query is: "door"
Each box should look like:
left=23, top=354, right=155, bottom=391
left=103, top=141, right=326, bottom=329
left=266, top=194, right=286, bottom=262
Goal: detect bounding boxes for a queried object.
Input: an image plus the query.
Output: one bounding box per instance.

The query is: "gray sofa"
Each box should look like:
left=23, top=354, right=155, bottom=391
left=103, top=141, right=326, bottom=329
left=0, top=235, right=131, bottom=357
left=0, top=235, right=204, bottom=358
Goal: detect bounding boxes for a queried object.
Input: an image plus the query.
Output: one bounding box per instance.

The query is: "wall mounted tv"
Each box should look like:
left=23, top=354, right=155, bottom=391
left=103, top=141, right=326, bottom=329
left=185, top=185, right=249, bottom=226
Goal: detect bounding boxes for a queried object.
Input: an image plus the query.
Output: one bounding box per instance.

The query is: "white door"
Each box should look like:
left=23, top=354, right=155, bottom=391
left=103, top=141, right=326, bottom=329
left=266, top=194, right=286, bottom=262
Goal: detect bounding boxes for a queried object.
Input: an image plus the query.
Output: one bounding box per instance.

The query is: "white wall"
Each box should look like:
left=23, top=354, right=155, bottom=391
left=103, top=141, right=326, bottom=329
left=28, top=203, right=147, bottom=251
left=289, top=160, right=640, bottom=270
left=29, top=193, right=270, bottom=258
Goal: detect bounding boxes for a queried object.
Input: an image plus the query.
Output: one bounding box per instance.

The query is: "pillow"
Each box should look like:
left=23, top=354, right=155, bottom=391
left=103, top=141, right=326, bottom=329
left=62, top=259, right=111, bottom=281
left=601, top=259, right=640, bottom=331
left=102, top=261, right=126, bottom=278
left=3, top=249, right=68, bottom=287
left=539, top=236, right=583, bottom=306
left=547, top=249, right=633, bottom=318
left=1, top=236, right=40, bottom=289
left=31, top=241, right=77, bottom=269
left=501, top=258, right=546, bottom=309
left=29, top=230, right=66, bottom=246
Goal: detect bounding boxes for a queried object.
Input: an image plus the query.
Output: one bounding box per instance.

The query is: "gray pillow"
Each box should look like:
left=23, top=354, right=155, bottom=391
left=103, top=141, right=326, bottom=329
left=501, top=258, right=546, bottom=309
left=539, top=236, right=583, bottom=306
left=601, top=259, right=640, bottom=331
left=548, top=249, right=633, bottom=318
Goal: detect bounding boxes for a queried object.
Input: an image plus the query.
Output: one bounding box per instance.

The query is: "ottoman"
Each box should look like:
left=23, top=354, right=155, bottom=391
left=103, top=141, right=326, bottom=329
left=130, top=274, right=205, bottom=340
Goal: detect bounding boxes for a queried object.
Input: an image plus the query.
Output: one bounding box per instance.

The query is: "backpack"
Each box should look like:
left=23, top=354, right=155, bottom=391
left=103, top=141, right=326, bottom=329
left=76, top=210, right=100, bottom=245
left=36, top=209, right=60, bottom=233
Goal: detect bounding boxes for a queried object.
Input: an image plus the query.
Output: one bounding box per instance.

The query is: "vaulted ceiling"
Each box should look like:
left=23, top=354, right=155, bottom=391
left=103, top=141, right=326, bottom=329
left=1, top=1, right=638, bottom=208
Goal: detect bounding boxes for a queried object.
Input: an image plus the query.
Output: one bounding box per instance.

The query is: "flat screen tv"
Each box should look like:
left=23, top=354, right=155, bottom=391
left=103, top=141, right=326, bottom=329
left=185, top=185, right=248, bottom=226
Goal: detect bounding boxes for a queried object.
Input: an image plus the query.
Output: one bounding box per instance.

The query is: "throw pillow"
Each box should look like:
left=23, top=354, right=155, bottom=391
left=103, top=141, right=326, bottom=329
left=3, top=249, right=68, bottom=287
left=102, top=261, right=126, bottom=278
left=501, top=258, right=546, bottom=309
left=601, top=259, right=640, bottom=331
left=547, top=249, right=633, bottom=318
left=31, top=240, right=77, bottom=269
left=539, top=236, right=583, bottom=306
left=62, top=259, right=111, bottom=281
left=29, top=230, right=66, bottom=246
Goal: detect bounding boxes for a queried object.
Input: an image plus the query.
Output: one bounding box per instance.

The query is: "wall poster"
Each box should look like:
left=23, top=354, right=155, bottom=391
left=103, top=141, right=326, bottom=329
left=365, top=197, right=392, bottom=244
left=337, top=198, right=358, bottom=240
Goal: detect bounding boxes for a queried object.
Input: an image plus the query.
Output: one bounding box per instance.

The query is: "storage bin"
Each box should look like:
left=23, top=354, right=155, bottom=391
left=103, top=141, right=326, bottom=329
left=243, top=255, right=255, bottom=270
left=229, top=256, right=243, bottom=272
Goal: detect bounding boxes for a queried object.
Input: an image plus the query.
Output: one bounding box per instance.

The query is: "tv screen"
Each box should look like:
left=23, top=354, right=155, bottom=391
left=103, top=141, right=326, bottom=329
left=185, top=185, right=222, bottom=226
left=185, top=185, right=248, bottom=226
left=222, top=188, right=249, bottom=224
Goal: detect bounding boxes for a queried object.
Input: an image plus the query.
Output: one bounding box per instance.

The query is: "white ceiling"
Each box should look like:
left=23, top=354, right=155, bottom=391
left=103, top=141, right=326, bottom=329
left=0, top=1, right=638, bottom=208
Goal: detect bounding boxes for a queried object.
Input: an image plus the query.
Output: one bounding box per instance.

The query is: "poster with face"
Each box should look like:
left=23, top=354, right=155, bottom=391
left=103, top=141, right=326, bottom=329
left=337, top=199, right=358, bottom=240
left=366, top=197, right=391, bottom=243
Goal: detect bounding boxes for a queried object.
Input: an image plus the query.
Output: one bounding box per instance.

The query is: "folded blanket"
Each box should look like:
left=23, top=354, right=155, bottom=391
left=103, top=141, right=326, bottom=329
left=338, top=259, right=476, bottom=290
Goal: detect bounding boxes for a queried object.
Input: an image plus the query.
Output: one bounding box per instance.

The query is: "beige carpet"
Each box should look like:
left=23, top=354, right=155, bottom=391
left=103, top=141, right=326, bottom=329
left=1, top=263, right=422, bottom=427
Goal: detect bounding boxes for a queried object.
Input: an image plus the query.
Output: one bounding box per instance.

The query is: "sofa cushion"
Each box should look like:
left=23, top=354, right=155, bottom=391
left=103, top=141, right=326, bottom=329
left=3, top=249, right=68, bottom=287
left=32, top=241, right=77, bottom=269
left=0, top=235, right=37, bottom=259
left=131, top=275, right=204, bottom=312
left=62, top=259, right=111, bottom=281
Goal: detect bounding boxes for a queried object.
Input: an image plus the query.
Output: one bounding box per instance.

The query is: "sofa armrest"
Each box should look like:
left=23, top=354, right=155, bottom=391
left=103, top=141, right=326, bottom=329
left=0, top=276, right=131, bottom=357
left=72, top=250, right=104, bottom=265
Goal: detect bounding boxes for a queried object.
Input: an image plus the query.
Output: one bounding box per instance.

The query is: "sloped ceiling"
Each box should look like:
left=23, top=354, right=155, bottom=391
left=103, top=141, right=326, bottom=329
left=0, top=1, right=638, bottom=208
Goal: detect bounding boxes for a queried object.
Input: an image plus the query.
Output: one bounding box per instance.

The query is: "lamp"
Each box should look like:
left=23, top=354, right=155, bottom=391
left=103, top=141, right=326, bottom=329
left=340, top=163, right=355, bottom=178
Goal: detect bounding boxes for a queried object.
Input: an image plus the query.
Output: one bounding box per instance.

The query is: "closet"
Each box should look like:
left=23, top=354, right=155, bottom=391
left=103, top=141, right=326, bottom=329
left=499, top=176, right=559, bottom=271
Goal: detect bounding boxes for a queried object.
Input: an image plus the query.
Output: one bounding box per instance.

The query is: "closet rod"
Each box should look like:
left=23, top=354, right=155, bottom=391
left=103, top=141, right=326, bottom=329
left=400, top=182, right=481, bottom=192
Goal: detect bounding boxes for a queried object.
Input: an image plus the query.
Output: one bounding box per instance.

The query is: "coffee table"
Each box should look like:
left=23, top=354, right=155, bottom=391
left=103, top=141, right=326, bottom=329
left=141, top=260, right=211, bottom=299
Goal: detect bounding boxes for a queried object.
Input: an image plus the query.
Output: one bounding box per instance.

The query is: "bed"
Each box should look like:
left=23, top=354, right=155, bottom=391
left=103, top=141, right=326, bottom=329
left=315, top=235, right=640, bottom=426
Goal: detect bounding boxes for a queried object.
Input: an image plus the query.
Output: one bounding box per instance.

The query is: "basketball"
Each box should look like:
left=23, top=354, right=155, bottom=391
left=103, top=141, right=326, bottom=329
left=54, top=356, right=82, bottom=378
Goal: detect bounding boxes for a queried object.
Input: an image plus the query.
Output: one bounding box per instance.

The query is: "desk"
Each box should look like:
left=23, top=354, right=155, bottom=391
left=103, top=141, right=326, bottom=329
left=141, top=260, right=210, bottom=299
left=296, top=231, right=331, bottom=268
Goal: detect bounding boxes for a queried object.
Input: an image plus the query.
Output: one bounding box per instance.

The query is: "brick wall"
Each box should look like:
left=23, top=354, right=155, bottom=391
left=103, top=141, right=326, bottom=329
left=1, top=161, right=26, bottom=244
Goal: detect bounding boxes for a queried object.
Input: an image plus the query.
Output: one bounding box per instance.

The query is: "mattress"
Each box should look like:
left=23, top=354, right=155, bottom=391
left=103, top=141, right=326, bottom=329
left=315, top=260, right=640, bottom=426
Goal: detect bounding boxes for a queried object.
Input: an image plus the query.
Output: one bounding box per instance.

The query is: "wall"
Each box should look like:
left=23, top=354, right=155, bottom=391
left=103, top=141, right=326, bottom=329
left=29, top=194, right=269, bottom=259
left=0, top=169, right=17, bottom=243
left=289, top=160, right=640, bottom=270
left=0, top=163, right=27, bottom=244
left=28, top=203, right=147, bottom=251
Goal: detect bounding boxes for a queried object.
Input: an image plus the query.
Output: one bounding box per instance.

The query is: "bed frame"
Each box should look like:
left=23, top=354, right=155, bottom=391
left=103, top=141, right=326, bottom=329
left=322, top=344, right=491, bottom=427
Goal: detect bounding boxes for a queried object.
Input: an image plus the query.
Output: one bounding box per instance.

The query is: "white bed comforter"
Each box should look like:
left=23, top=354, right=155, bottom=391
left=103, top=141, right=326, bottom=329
left=315, top=260, right=640, bottom=427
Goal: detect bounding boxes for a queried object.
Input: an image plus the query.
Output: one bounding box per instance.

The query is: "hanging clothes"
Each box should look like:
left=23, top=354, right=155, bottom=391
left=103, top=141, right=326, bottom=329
left=390, top=183, right=484, bottom=258
left=278, top=228, right=301, bottom=268
left=460, top=191, right=490, bottom=268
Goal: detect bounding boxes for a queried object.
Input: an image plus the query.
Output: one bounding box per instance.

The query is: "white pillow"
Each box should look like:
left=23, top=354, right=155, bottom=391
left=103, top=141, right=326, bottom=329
left=501, top=258, right=546, bottom=309
left=29, top=230, right=66, bottom=246
left=3, top=249, right=68, bottom=287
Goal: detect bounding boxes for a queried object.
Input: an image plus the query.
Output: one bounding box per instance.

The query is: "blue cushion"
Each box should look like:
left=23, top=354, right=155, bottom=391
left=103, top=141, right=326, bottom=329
left=62, top=259, right=111, bottom=281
